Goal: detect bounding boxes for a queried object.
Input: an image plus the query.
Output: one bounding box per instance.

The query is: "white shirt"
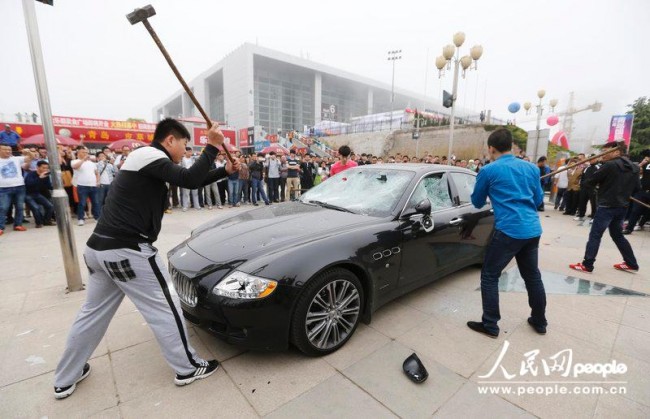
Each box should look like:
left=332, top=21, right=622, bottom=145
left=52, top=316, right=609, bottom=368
left=72, top=159, right=98, bottom=187
left=0, top=156, right=26, bottom=188
left=181, top=156, right=196, bottom=169
left=554, top=165, right=569, bottom=189
left=97, top=161, right=116, bottom=185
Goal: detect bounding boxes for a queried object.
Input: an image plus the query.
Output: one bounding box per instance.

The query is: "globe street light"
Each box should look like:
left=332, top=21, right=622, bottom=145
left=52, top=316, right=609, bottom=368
left=525, top=89, right=558, bottom=161
left=435, top=32, right=483, bottom=164
left=387, top=49, right=402, bottom=131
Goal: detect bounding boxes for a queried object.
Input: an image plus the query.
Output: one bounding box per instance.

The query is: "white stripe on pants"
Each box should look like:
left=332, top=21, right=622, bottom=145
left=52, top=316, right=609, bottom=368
left=54, top=244, right=204, bottom=387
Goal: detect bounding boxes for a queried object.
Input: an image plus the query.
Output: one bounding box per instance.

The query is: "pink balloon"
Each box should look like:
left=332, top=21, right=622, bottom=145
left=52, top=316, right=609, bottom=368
left=547, top=115, right=559, bottom=126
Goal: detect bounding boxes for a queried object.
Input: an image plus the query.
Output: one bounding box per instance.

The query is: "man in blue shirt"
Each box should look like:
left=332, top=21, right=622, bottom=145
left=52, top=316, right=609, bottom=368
left=469, top=128, right=547, bottom=338
left=0, top=125, right=21, bottom=155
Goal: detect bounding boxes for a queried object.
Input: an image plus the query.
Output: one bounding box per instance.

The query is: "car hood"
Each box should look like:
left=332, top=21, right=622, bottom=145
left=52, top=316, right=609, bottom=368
left=186, top=202, right=376, bottom=263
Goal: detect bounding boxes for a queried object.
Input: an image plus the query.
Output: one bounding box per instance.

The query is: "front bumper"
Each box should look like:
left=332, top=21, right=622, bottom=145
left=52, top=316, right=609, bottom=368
left=180, top=280, right=299, bottom=351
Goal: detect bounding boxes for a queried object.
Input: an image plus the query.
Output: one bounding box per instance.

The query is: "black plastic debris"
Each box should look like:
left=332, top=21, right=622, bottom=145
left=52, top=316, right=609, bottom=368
left=403, top=353, right=428, bottom=383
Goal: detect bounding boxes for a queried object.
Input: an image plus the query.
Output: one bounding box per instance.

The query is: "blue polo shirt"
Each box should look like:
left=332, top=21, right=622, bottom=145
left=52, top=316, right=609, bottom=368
left=471, top=154, right=543, bottom=239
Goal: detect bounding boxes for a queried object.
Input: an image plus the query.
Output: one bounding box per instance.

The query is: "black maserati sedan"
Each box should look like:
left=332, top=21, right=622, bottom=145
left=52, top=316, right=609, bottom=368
left=168, top=164, right=494, bottom=356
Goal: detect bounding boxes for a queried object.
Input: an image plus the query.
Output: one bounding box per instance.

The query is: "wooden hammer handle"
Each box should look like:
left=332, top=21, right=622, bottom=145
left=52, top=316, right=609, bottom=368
left=141, top=19, right=235, bottom=164
left=541, top=147, right=619, bottom=179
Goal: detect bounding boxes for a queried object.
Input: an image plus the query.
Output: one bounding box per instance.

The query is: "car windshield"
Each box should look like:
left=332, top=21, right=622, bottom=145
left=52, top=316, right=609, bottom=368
left=300, top=168, right=415, bottom=217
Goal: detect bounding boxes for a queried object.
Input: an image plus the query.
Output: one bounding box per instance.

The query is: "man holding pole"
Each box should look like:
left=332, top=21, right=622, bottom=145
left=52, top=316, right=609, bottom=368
left=570, top=141, right=640, bottom=273
left=54, top=119, right=240, bottom=399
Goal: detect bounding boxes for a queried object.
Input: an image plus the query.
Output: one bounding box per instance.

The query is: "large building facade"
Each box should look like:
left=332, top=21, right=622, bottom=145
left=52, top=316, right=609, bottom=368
left=153, top=43, right=466, bottom=139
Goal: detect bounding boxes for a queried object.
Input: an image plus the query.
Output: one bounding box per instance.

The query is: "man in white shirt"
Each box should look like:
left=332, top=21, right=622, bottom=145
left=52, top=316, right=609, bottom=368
left=553, top=163, right=569, bottom=211
left=265, top=152, right=281, bottom=202
left=72, top=146, right=100, bottom=226
left=0, top=144, right=34, bottom=234
left=180, top=147, right=201, bottom=211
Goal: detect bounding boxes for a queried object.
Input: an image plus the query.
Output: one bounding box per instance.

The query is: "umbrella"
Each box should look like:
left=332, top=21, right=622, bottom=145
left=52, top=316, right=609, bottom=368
left=108, top=139, right=147, bottom=150
left=21, top=134, right=80, bottom=147
left=260, top=144, right=290, bottom=155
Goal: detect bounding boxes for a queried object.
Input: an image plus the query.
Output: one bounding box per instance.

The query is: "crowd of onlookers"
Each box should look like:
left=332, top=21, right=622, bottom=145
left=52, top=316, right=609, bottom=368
left=537, top=150, right=650, bottom=234
left=1, top=133, right=648, bottom=236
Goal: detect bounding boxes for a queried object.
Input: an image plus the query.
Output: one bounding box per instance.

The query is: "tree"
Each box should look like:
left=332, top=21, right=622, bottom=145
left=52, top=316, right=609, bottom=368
left=627, top=96, right=650, bottom=159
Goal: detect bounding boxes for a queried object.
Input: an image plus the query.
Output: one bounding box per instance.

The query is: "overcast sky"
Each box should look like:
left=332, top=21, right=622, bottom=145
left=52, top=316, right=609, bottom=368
left=2, top=0, right=649, bottom=151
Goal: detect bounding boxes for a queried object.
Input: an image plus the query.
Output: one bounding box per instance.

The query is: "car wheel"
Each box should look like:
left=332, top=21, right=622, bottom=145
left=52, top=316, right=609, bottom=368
left=291, top=268, right=364, bottom=356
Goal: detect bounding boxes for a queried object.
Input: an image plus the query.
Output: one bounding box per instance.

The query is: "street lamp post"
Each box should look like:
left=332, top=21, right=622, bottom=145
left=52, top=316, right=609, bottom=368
left=387, top=49, right=402, bottom=131
left=435, top=33, right=483, bottom=164
left=22, top=0, right=83, bottom=292
left=524, top=90, right=558, bottom=161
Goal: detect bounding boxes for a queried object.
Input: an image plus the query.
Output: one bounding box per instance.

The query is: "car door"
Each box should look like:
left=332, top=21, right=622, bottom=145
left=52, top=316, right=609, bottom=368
left=447, top=171, right=494, bottom=262
left=398, top=172, right=466, bottom=290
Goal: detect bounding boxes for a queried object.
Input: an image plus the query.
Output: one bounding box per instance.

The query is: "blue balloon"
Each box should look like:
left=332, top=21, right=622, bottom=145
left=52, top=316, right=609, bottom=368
left=508, top=102, right=521, bottom=113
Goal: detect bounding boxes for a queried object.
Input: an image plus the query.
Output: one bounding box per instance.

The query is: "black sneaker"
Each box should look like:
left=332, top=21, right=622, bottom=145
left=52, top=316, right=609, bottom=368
left=466, top=321, right=498, bottom=339
left=54, top=363, right=91, bottom=400
left=527, top=317, right=547, bottom=335
left=174, top=360, right=219, bottom=386
left=622, top=230, right=632, bottom=235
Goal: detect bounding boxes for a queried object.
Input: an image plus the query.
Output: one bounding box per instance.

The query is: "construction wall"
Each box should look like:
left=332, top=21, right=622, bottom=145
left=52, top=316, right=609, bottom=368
left=322, top=125, right=491, bottom=160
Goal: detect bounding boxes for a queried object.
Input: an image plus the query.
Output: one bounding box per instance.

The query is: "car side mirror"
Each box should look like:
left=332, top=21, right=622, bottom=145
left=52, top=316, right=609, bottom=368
left=414, top=199, right=431, bottom=215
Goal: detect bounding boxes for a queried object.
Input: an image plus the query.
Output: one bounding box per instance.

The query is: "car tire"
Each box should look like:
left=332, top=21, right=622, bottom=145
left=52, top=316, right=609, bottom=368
left=291, top=268, right=364, bottom=356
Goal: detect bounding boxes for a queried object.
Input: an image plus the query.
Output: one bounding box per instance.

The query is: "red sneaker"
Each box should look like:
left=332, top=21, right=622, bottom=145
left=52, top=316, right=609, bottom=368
left=613, top=262, right=638, bottom=273
left=569, top=263, right=593, bottom=273
left=13, top=226, right=27, bottom=232
left=0, top=229, right=3, bottom=236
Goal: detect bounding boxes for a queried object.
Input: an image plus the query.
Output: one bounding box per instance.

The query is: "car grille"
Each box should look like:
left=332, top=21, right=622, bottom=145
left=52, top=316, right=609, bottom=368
left=170, top=267, right=197, bottom=307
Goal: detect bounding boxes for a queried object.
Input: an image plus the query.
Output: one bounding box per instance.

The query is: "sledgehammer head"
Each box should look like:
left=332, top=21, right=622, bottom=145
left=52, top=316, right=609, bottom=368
left=126, top=4, right=156, bottom=25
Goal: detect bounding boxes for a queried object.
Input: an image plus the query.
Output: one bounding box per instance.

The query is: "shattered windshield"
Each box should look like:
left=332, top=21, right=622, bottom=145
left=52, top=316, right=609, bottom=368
left=300, top=168, right=415, bottom=217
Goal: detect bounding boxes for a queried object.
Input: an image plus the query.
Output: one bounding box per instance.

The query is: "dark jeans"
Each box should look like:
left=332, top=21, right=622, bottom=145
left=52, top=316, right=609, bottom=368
left=577, top=187, right=597, bottom=218
left=583, top=206, right=638, bottom=270
left=169, top=184, right=179, bottom=207
left=217, top=181, right=227, bottom=205
left=280, top=177, right=287, bottom=201
left=77, top=185, right=100, bottom=221
left=0, top=186, right=26, bottom=229
left=239, top=179, right=250, bottom=203
left=564, top=190, right=580, bottom=214
left=268, top=177, right=280, bottom=202
left=480, top=230, right=547, bottom=334
left=626, top=190, right=650, bottom=231
left=250, top=178, right=269, bottom=204
left=97, top=184, right=111, bottom=206
left=227, top=179, right=241, bottom=206
left=25, top=193, right=54, bottom=225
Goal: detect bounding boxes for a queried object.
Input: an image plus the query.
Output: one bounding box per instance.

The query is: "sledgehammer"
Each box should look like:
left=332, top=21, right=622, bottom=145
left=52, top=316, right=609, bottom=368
left=126, top=4, right=235, bottom=163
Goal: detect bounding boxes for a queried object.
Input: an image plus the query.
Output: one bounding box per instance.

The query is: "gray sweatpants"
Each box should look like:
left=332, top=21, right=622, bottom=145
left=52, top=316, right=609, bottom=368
left=54, top=243, right=205, bottom=387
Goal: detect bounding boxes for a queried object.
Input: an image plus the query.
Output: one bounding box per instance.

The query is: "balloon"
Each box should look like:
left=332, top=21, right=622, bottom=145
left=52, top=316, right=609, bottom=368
left=547, top=115, right=559, bottom=126
left=508, top=102, right=521, bottom=113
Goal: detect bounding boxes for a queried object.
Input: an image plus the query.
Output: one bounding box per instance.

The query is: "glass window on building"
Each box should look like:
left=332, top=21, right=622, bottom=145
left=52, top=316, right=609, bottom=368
left=254, top=55, right=315, bottom=133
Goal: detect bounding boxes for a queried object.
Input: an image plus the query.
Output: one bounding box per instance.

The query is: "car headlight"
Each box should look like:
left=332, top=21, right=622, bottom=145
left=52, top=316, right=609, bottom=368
left=213, top=271, right=278, bottom=299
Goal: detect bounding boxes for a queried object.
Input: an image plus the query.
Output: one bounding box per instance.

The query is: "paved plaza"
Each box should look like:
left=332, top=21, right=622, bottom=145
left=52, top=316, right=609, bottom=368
left=0, top=204, right=648, bottom=418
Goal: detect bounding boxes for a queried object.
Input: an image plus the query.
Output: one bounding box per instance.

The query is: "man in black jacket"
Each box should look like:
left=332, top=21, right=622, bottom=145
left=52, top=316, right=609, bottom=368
left=54, top=119, right=239, bottom=400
left=623, top=149, right=650, bottom=234
left=300, top=153, right=317, bottom=190
left=570, top=141, right=641, bottom=273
